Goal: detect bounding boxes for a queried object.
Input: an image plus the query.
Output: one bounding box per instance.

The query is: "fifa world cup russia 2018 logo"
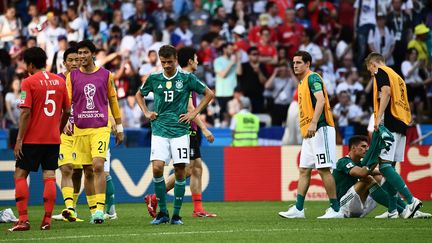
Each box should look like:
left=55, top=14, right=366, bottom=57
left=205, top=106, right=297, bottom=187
left=84, top=83, right=96, bottom=110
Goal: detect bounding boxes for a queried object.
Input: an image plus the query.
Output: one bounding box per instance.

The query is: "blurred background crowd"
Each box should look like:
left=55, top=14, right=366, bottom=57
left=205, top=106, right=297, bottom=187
left=0, top=0, right=431, bottom=147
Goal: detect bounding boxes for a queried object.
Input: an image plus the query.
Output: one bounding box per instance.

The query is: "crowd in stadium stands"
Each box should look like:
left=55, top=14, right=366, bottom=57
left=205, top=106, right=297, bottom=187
left=0, top=0, right=432, bottom=147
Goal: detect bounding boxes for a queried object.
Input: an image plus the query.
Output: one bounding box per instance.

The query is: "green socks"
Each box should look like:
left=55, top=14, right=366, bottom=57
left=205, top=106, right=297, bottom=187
left=153, top=176, right=167, bottom=214
left=105, top=175, right=115, bottom=214
left=173, top=179, right=186, bottom=216
left=295, top=194, right=305, bottom=211
left=379, top=163, right=414, bottom=204
left=329, top=198, right=340, bottom=212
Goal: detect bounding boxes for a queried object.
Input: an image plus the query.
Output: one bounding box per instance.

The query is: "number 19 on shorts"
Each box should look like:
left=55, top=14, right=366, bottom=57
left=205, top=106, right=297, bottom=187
left=316, top=153, right=326, bottom=165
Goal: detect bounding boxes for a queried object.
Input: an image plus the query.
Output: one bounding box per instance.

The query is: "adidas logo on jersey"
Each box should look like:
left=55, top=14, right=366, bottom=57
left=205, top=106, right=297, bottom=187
left=158, top=84, right=163, bottom=89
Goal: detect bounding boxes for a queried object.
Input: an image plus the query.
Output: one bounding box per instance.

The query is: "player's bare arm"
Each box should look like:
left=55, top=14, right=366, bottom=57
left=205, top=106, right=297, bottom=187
left=375, top=85, right=391, bottom=131
left=179, top=87, right=214, bottom=124
left=14, top=108, right=31, bottom=160
left=59, top=107, right=71, bottom=134
left=135, top=90, right=158, bottom=120
left=188, top=98, right=214, bottom=143
left=308, top=91, right=325, bottom=138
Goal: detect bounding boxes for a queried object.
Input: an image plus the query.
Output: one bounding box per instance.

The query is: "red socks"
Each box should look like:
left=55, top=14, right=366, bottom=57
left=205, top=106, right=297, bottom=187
left=192, top=193, right=204, bottom=212
left=15, top=178, right=29, bottom=222
left=43, top=178, right=56, bottom=223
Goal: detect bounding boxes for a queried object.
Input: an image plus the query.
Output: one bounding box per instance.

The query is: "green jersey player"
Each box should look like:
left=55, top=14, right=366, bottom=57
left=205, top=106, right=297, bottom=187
left=135, top=45, right=214, bottom=225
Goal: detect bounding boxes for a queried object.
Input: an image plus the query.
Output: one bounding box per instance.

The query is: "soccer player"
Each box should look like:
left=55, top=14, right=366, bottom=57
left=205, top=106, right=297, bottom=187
left=144, top=47, right=216, bottom=218
left=52, top=47, right=84, bottom=222
left=279, top=50, right=343, bottom=219
left=334, top=135, right=431, bottom=218
left=364, top=52, right=422, bottom=218
left=9, top=47, right=70, bottom=231
left=136, top=45, right=214, bottom=225
left=66, top=40, right=123, bottom=224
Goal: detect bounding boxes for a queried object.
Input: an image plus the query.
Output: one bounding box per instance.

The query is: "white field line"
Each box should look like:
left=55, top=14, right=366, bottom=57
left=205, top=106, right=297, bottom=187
left=1, top=227, right=430, bottom=241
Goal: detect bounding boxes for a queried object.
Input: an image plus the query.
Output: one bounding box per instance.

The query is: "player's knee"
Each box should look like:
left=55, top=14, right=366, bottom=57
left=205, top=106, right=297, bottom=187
left=317, top=167, right=331, bottom=177
left=60, top=164, right=74, bottom=177
left=92, top=163, right=104, bottom=174
left=83, top=166, right=94, bottom=180
left=42, top=170, right=56, bottom=179
left=191, top=165, right=202, bottom=178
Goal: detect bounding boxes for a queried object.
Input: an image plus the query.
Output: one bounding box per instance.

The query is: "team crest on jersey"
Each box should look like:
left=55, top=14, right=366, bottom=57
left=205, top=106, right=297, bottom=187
left=166, top=81, right=172, bottom=89
left=72, top=152, right=76, bottom=160
left=175, top=80, right=183, bottom=89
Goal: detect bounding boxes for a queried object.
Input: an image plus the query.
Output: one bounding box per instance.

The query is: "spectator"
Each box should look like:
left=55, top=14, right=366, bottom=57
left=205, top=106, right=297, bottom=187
left=121, top=94, right=144, bottom=128
left=26, top=3, right=47, bottom=39
left=335, top=54, right=356, bottom=85
left=50, top=35, right=68, bottom=74
left=107, top=25, right=123, bottom=53
left=401, top=48, right=428, bottom=123
left=232, top=25, right=249, bottom=62
left=256, top=27, right=278, bottom=73
left=139, top=50, right=162, bottom=82
left=87, top=21, right=105, bottom=50
left=335, top=26, right=354, bottom=62
left=308, top=0, right=337, bottom=31
left=128, top=0, right=156, bottom=33
left=336, top=69, right=364, bottom=103
left=227, top=86, right=243, bottom=118
left=265, top=62, right=295, bottom=126
left=110, top=9, right=129, bottom=34
left=213, top=5, right=227, bottom=22
left=264, top=1, right=282, bottom=28
left=314, top=8, right=338, bottom=49
left=277, top=9, right=304, bottom=60
left=190, top=0, right=211, bottom=46
left=221, top=14, right=238, bottom=43
left=299, top=28, right=324, bottom=68
left=386, top=0, right=413, bottom=75
left=153, top=0, right=178, bottom=30
left=173, top=15, right=194, bottom=48
left=231, top=0, right=250, bottom=28
left=237, top=46, right=267, bottom=113
left=408, top=24, right=430, bottom=64
left=353, top=0, right=377, bottom=69
left=203, top=0, right=223, bottom=15
left=333, top=91, right=363, bottom=141
left=368, top=13, right=396, bottom=67
left=351, top=91, right=372, bottom=136
left=214, top=42, right=241, bottom=126
left=248, top=14, right=277, bottom=46
left=294, top=3, right=311, bottom=29
left=338, top=0, right=356, bottom=30
left=42, top=13, right=67, bottom=68
left=0, top=4, right=21, bottom=51
left=4, top=77, right=20, bottom=146
left=120, top=24, right=141, bottom=71
left=66, top=4, right=85, bottom=42
left=230, top=96, right=259, bottom=146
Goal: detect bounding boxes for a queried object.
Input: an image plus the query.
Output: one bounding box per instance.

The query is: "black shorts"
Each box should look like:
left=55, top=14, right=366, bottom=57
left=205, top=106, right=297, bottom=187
left=189, top=131, right=201, bottom=160
left=16, top=144, right=60, bottom=172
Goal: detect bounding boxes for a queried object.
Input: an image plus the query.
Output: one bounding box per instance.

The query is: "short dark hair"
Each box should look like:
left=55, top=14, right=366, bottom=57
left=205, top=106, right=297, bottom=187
left=158, top=45, right=177, bottom=59
left=348, top=135, right=369, bottom=149
left=304, top=28, right=315, bottom=40
left=77, top=40, right=96, bottom=53
left=247, top=46, right=258, bottom=54
left=63, top=47, right=78, bottom=60
left=293, top=50, right=312, bottom=65
left=23, top=47, right=47, bottom=69
left=219, top=42, right=233, bottom=52
left=178, top=47, right=196, bottom=68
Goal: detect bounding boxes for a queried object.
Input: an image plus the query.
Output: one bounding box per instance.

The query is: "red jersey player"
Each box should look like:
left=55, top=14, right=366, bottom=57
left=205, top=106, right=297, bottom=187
left=9, top=47, right=70, bottom=232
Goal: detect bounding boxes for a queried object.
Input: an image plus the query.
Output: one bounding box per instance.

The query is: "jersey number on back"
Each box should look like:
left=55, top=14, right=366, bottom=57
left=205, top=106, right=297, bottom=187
left=164, top=91, right=174, bottom=102
left=44, top=90, right=56, bottom=117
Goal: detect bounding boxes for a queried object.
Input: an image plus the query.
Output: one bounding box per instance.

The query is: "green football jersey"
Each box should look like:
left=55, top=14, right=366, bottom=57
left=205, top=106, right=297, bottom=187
left=332, top=156, right=360, bottom=201
left=140, top=69, right=206, bottom=138
left=306, top=73, right=329, bottom=130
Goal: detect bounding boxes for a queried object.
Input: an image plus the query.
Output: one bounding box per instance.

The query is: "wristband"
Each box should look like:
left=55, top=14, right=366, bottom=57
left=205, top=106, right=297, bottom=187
left=116, top=124, right=124, bottom=133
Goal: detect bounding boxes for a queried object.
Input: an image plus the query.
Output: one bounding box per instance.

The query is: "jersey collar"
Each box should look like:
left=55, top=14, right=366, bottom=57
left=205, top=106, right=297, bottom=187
left=163, top=67, right=179, bottom=80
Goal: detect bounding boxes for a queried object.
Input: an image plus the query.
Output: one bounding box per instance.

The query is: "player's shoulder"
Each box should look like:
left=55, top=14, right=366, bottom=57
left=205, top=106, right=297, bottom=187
left=308, top=72, right=322, bottom=83
left=148, top=70, right=164, bottom=80
left=336, top=156, right=354, bottom=168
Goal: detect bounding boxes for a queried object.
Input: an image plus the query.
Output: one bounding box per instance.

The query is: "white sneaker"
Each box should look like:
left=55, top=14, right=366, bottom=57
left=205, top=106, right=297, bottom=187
left=375, top=210, right=399, bottom=218
left=401, top=197, right=422, bottom=219
left=52, top=213, right=65, bottom=221
left=104, top=213, right=118, bottom=220
left=413, top=210, right=431, bottom=219
left=278, top=205, right=305, bottom=219
left=317, top=208, right=344, bottom=219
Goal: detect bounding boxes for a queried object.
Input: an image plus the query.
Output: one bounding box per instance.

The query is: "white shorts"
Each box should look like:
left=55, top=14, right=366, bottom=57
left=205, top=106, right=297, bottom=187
left=300, top=126, right=336, bottom=169
left=104, top=149, right=111, bottom=173
left=340, top=186, right=377, bottom=218
left=379, top=132, right=406, bottom=162
left=150, top=134, right=190, bottom=165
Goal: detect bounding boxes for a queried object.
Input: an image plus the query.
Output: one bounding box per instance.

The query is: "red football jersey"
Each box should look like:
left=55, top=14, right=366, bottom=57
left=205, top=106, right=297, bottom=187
left=19, top=71, right=70, bottom=144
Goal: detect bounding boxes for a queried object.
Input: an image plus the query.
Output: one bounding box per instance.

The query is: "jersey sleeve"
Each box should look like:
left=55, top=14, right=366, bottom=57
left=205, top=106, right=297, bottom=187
left=336, top=157, right=356, bottom=175
left=66, top=73, right=72, bottom=104
left=308, top=73, right=323, bottom=93
left=19, top=79, right=32, bottom=108
left=140, top=74, right=153, bottom=96
left=107, top=72, right=121, bottom=120
left=189, top=73, right=206, bottom=95
left=376, top=68, right=390, bottom=90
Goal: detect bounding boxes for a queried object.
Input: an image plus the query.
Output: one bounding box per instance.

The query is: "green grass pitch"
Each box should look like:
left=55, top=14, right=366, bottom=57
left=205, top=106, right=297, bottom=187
left=1, top=201, right=431, bottom=242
